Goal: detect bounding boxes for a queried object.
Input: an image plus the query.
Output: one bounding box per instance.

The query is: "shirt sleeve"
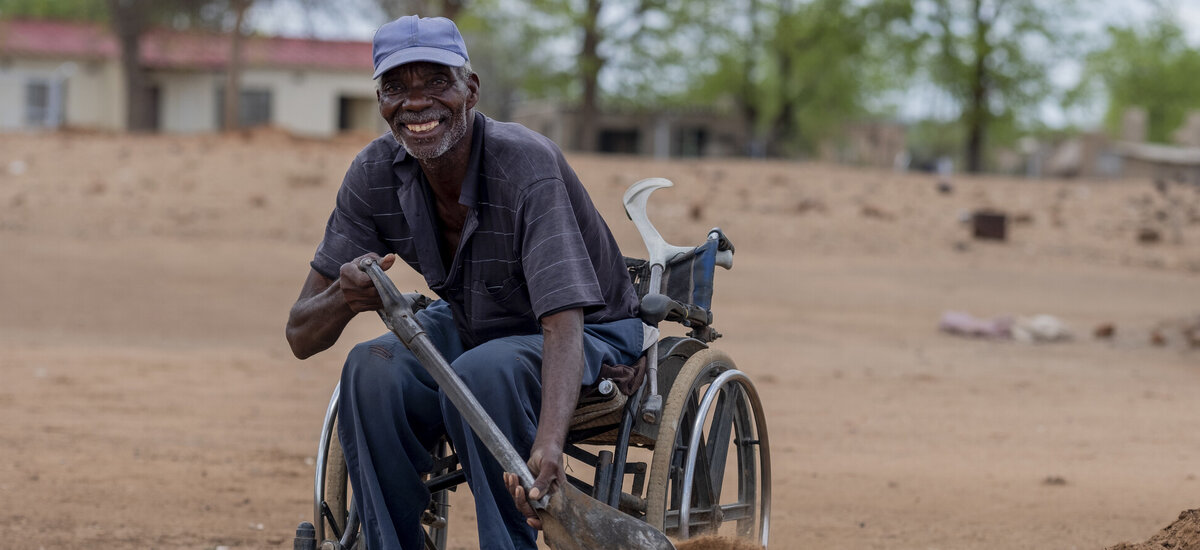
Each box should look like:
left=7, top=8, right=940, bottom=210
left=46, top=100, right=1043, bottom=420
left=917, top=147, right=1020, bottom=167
left=518, top=177, right=606, bottom=319
left=310, top=160, right=389, bottom=280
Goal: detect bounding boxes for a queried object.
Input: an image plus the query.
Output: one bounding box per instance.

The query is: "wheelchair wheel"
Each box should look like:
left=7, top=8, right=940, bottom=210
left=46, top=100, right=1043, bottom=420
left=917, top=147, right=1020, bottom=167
left=315, top=384, right=361, bottom=549
left=323, top=423, right=351, bottom=544
left=644, top=348, right=771, bottom=547
left=313, top=383, right=451, bottom=550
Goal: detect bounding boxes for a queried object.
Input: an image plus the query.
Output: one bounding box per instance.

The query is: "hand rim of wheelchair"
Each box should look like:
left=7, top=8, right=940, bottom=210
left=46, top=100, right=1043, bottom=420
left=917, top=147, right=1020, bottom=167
left=678, top=369, right=771, bottom=544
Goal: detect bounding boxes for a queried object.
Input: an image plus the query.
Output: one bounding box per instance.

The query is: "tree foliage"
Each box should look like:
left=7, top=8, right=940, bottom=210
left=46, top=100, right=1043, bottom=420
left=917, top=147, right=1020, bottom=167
left=0, top=0, right=107, bottom=20
left=1078, top=14, right=1200, bottom=144
left=486, top=0, right=689, bottom=148
left=908, top=0, right=1080, bottom=172
left=687, top=0, right=915, bottom=156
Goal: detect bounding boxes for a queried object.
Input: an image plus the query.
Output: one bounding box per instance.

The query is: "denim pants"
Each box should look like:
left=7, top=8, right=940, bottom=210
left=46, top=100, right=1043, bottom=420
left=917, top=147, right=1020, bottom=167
left=337, top=300, right=644, bottom=550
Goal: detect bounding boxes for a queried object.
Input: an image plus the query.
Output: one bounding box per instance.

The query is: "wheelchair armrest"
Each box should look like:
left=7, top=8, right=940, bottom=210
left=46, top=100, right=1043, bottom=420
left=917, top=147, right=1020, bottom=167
left=638, top=294, right=686, bottom=326
left=638, top=293, right=712, bottom=328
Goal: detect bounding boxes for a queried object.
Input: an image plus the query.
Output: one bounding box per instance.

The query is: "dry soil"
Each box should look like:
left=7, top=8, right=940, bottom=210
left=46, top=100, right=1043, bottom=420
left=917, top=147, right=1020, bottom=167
left=1, top=129, right=1199, bottom=549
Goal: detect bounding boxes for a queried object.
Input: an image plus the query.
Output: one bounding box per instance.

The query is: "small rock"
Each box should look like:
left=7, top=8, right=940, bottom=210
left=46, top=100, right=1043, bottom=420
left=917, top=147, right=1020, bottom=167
left=1042, top=476, right=1068, bottom=486
left=1137, top=227, right=1161, bottom=244
left=861, top=204, right=894, bottom=221
left=1093, top=323, right=1116, bottom=340
left=795, top=198, right=827, bottom=214
left=1183, top=318, right=1200, bottom=348
left=1150, top=330, right=1168, bottom=346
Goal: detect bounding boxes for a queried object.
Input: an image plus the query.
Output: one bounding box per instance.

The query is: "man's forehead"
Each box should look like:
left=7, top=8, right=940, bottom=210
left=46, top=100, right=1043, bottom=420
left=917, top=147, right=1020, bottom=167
left=381, top=62, right=454, bottom=80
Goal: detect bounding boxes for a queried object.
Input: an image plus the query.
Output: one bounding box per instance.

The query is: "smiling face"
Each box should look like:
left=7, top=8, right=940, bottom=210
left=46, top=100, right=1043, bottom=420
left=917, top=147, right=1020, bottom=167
left=377, top=62, right=479, bottom=161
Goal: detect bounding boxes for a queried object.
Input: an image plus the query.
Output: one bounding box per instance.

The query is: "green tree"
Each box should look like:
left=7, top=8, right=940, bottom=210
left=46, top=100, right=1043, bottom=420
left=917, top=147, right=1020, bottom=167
left=0, top=0, right=106, bottom=19
left=687, top=0, right=914, bottom=156
left=1077, top=14, right=1200, bottom=144
left=366, top=0, right=467, bottom=21
left=488, top=0, right=718, bottom=150
left=911, top=0, right=1079, bottom=172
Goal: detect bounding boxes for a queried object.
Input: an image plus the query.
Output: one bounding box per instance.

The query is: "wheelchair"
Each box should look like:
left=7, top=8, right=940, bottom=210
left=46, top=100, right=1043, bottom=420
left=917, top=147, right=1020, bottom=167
left=294, top=178, right=772, bottom=549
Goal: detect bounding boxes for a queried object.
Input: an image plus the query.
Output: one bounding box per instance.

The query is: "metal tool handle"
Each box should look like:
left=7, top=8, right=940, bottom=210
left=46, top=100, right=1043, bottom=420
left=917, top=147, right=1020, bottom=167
left=358, top=257, right=547, bottom=508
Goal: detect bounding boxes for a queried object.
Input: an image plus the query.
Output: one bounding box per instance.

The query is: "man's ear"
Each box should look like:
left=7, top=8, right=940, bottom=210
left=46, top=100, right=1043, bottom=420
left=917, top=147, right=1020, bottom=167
left=376, top=88, right=382, bottom=104
left=465, top=72, right=480, bottom=110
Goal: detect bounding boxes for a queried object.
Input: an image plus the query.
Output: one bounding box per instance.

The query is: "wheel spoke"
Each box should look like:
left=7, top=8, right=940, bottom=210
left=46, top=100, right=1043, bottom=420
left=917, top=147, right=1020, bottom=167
left=704, top=386, right=738, bottom=505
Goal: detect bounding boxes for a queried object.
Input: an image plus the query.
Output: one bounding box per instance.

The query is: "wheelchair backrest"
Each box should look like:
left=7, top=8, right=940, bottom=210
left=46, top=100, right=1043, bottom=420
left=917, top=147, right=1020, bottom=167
left=624, top=227, right=731, bottom=343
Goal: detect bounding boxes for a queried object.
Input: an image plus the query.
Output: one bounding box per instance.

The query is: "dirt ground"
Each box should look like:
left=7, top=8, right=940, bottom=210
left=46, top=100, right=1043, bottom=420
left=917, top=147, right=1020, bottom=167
left=1, top=129, right=1198, bottom=549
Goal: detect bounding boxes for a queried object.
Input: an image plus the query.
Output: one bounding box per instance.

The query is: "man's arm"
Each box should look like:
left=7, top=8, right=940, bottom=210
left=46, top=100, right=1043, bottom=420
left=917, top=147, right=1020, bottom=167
left=506, top=307, right=585, bottom=529
left=286, top=253, right=396, bottom=359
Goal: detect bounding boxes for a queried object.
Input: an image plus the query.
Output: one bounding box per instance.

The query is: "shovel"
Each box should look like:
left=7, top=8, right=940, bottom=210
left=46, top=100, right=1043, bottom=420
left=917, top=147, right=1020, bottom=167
left=358, top=257, right=676, bottom=550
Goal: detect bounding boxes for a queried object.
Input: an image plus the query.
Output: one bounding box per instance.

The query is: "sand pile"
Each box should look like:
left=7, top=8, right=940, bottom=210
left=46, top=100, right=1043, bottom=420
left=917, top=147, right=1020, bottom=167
left=1107, top=509, right=1200, bottom=550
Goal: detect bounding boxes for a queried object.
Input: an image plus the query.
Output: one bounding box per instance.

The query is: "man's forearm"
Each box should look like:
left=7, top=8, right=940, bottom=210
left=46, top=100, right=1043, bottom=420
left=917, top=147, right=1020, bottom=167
left=534, top=308, right=586, bottom=452
left=286, top=271, right=356, bottom=359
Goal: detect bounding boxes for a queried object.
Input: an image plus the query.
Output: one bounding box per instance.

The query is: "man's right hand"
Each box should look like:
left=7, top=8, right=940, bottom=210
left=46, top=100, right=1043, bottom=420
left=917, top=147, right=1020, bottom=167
left=286, top=252, right=397, bottom=359
left=339, top=252, right=397, bottom=312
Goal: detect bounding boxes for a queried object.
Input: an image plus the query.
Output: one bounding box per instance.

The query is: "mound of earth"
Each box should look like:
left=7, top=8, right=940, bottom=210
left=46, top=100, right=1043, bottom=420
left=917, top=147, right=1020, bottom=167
left=1107, top=510, right=1200, bottom=550
left=675, top=535, right=761, bottom=550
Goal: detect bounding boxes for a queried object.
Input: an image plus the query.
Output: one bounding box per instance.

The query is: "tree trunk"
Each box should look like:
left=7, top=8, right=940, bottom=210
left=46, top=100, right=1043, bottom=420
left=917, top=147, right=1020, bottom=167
left=223, top=0, right=251, bottom=132
left=965, top=0, right=990, bottom=173
left=739, top=0, right=769, bottom=156
left=440, top=0, right=465, bottom=19
left=378, top=0, right=468, bottom=20
left=108, top=0, right=154, bottom=132
left=574, top=0, right=602, bottom=152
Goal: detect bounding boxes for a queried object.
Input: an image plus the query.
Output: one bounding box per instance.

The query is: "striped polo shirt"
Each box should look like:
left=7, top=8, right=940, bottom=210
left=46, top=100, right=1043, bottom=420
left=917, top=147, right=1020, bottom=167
left=311, top=112, right=640, bottom=349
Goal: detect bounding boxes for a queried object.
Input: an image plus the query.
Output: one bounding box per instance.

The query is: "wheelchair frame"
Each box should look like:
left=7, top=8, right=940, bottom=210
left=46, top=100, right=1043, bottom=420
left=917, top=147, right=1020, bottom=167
left=295, top=179, right=772, bottom=550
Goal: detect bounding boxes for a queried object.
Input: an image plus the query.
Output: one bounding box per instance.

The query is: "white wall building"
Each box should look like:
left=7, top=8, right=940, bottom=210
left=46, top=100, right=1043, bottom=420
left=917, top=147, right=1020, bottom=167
left=0, top=19, right=386, bottom=137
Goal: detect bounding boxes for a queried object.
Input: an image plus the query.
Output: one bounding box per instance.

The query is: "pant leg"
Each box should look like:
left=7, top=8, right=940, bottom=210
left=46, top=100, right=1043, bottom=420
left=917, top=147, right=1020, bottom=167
left=439, top=316, right=645, bottom=550
left=338, top=301, right=464, bottom=550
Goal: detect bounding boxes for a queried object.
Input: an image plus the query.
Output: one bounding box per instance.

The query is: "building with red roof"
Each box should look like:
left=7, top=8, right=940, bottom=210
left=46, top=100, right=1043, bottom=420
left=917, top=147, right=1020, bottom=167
left=0, top=19, right=384, bottom=136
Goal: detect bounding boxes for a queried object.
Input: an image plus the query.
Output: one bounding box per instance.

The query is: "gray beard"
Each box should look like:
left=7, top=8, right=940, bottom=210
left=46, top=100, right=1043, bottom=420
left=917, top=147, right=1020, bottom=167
left=393, top=110, right=469, bottom=160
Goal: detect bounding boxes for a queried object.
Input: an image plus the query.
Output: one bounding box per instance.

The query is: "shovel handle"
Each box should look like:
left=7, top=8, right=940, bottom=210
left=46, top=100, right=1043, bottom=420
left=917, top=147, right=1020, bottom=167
left=358, top=258, right=547, bottom=508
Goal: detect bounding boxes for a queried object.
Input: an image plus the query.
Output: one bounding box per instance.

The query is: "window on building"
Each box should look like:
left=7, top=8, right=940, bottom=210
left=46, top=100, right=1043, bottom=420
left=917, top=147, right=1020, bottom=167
left=25, top=80, right=51, bottom=126
left=215, top=87, right=272, bottom=129
left=675, top=126, right=708, bottom=158
left=338, top=95, right=378, bottom=132
left=598, top=129, right=640, bottom=154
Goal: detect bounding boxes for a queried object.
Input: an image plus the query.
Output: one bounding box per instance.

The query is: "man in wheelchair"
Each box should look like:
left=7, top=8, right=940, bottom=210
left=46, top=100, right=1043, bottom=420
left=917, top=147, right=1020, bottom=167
left=285, top=14, right=647, bottom=550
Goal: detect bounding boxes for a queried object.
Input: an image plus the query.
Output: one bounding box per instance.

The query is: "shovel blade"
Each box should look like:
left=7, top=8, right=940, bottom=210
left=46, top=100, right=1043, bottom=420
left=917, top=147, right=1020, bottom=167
left=539, top=482, right=676, bottom=550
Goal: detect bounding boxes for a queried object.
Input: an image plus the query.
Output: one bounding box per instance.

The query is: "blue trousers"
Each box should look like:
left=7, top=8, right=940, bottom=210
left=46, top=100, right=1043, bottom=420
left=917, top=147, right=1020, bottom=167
left=337, top=301, right=644, bottom=550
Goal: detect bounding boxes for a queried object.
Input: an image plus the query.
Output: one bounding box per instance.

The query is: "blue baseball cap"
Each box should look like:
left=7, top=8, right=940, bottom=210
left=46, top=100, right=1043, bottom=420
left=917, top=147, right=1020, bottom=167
left=372, top=15, right=470, bottom=79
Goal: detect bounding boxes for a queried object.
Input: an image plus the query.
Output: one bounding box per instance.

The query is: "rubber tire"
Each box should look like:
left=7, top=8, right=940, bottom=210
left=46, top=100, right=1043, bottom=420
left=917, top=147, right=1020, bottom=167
left=324, top=422, right=349, bottom=540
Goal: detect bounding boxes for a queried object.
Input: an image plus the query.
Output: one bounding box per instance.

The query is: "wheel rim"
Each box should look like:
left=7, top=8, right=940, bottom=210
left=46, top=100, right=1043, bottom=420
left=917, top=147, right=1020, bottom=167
left=645, top=349, right=771, bottom=546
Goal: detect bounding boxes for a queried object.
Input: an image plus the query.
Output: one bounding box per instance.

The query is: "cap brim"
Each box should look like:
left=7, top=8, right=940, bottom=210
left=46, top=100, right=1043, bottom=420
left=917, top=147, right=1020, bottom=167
left=373, top=47, right=466, bottom=79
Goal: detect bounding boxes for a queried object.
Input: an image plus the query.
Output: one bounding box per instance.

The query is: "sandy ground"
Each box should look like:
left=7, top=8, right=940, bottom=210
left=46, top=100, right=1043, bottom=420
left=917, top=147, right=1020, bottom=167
left=1, top=129, right=1198, bottom=549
